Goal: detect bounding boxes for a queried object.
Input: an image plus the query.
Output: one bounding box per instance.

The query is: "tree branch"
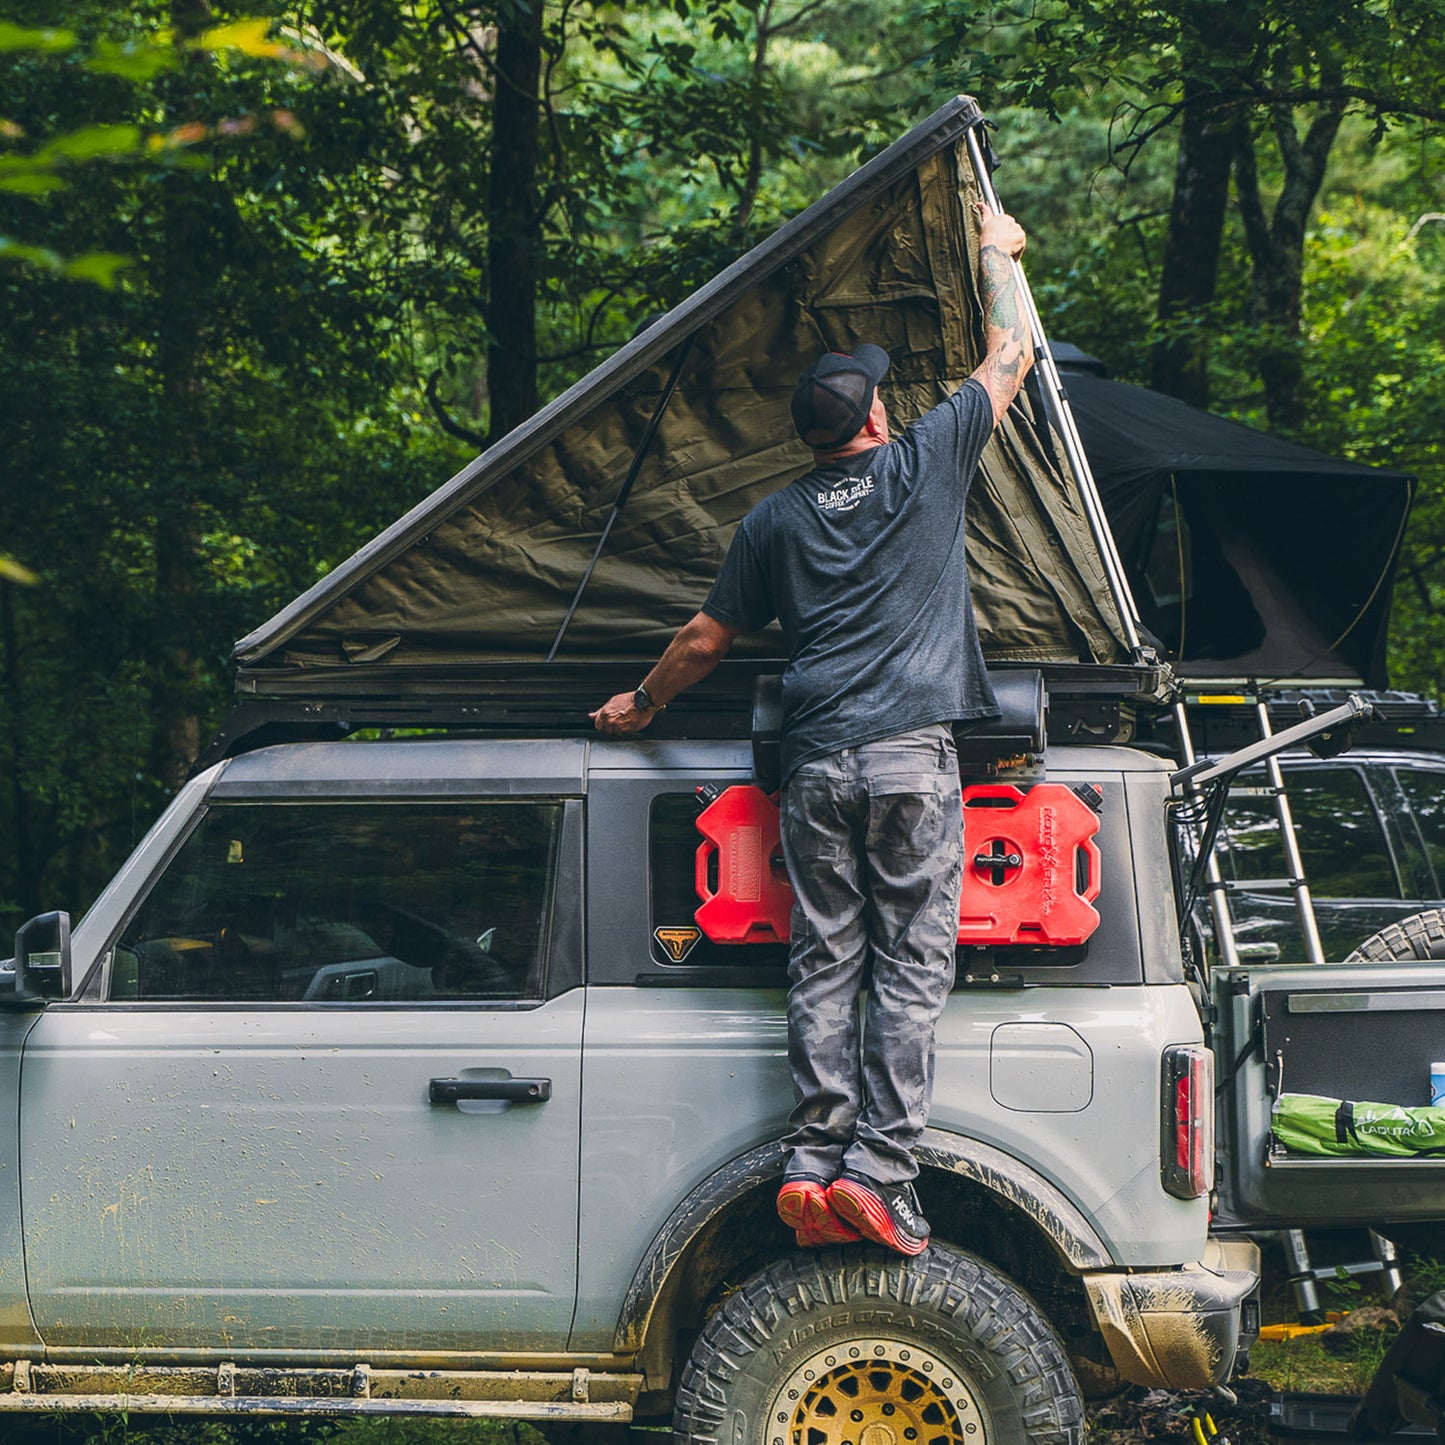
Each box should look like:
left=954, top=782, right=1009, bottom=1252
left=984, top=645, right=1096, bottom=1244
left=425, top=368, right=489, bottom=448
left=763, top=0, right=834, bottom=39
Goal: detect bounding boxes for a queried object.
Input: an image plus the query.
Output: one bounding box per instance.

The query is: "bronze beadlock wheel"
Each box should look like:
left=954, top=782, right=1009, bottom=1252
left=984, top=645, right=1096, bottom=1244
left=673, top=1245, right=1083, bottom=1445
left=771, top=1336, right=984, bottom=1445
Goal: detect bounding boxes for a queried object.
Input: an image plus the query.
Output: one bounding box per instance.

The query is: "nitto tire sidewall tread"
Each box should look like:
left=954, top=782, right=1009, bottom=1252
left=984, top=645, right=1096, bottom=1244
left=1345, top=908, right=1445, bottom=964
left=672, top=1244, right=1084, bottom=1445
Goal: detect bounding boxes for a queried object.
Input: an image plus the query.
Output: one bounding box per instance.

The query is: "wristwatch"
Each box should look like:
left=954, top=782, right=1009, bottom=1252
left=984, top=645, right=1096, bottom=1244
left=634, top=683, right=666, bottom=713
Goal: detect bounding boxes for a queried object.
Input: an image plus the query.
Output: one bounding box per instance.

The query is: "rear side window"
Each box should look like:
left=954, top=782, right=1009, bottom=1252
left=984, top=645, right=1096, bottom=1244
left=110, top=801, right=562, bottom=1003
left=1220, top=767, right=1399, bottom=899
left=649, top=793, right=789, bottom=971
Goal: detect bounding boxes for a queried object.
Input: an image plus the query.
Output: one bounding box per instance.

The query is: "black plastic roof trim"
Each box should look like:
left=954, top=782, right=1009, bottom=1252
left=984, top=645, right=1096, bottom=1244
left=233, top=94, right=986, bottom=670
left=233, top=656, right=1164, bottom=701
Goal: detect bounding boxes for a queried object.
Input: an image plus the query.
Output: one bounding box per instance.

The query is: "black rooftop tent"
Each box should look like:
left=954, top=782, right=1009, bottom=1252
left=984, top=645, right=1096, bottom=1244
left=230, top=98, right=1148, bottom=723
left=1053, top=346, right=1415, bottom=689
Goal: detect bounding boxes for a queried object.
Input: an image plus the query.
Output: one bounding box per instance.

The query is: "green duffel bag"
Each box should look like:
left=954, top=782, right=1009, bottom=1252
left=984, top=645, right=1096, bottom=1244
left=1272, top=1093, right=1445, bottom=1158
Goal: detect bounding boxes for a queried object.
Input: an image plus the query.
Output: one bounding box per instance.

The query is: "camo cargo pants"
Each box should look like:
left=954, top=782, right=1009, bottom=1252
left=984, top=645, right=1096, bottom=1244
left=778, top=724, right=963, bottom=1185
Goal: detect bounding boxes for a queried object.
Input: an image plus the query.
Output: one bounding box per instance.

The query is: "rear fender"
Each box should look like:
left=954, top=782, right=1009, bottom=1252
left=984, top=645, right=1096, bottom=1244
left=615, top=1127, right=1112, bottom=1364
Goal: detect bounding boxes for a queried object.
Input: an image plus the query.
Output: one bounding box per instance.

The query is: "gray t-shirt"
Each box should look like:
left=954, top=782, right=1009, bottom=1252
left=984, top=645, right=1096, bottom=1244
left=704, top=378, right=1000, bottom=783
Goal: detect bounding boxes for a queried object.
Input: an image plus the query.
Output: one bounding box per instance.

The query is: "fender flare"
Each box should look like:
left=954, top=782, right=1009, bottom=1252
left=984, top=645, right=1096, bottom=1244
left=614, top=1126, right=1112, bottom=1352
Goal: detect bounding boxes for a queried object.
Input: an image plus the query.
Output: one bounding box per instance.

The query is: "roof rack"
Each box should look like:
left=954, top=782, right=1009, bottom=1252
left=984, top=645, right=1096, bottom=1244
left=197, top=659, right=1164, bottom=773
left=1139, top=687, right=1445, bottom=755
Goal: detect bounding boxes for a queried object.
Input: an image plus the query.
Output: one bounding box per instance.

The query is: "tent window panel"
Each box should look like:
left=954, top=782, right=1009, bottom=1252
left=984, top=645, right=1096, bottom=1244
left=1141, top=486, right=1193, bottom=609
left=1220, top=768, right=1398, bottom=899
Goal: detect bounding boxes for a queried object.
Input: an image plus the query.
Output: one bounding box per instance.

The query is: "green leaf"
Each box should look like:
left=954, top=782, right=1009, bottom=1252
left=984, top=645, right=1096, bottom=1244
left=0, top=22, right=74, bottom=53
left=0, top=556, right=38, bottom=585
left=62, top=251, right=129, bottom=287
left=0, top=234, right=129, bottom=286
left=192, top=19, right=284, bottom=58
left=37, top=124, right=143, bottom=163
left=0, top=235, right=62, bottom=270
left=85, top=36, right=177, bottom=81
left=0, top=160, right=65, bottom=193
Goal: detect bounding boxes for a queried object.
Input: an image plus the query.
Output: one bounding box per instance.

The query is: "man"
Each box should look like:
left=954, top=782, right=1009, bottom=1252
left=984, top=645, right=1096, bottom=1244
left=591, top=206, right=1032, bottom=1255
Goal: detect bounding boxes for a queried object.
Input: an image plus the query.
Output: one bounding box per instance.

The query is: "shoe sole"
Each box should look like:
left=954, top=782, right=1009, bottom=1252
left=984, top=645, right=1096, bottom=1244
left=828, top=1178, right=929, bottom=1256
left=778, top=1180, right=861, bottom=1247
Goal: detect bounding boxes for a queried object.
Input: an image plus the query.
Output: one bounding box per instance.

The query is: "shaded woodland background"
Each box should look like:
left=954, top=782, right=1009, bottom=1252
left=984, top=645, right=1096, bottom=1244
left=4, top=0, right=1445, bottom=935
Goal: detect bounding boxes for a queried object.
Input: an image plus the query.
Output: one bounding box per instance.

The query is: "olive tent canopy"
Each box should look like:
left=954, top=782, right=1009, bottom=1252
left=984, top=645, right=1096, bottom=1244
left=233, top=98, right=1138, bottom=699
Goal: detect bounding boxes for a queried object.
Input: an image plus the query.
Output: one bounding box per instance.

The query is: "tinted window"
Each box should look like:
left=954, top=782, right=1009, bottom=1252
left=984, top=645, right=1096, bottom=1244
left=111, top=801, right=562, bottom=1002
left=1220, top=767, right=1398, bottom=899
left=1394, top=766, right=1445, bottom=896
left=649, top=793, right=788, bottom=969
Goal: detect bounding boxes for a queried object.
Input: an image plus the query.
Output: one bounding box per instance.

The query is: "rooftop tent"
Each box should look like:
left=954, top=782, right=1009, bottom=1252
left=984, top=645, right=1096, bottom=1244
left=233, top=98, right=1138, bottom=703
left=1054, top=347, right=1415, bottom=688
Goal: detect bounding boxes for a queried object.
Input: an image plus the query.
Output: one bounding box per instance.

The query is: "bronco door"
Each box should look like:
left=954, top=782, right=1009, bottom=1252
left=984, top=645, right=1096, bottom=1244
left=18, top=740, right=585, bottom=1356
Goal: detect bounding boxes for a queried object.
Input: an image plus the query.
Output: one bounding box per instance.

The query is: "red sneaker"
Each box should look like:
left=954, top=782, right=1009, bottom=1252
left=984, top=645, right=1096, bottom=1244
left=776, top=1177, right=862, bottom=1247
left=828, top=1173, right=930, bottom=1255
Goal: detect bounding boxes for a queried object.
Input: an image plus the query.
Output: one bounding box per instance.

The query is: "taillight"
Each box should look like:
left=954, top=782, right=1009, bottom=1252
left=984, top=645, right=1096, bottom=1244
left=1161, top=1045, right=1215, bottom=1199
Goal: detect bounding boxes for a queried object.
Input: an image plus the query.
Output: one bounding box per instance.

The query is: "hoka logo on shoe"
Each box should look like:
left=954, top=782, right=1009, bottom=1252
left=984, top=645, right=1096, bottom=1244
left=892, top=1192, right=921, bottom=1230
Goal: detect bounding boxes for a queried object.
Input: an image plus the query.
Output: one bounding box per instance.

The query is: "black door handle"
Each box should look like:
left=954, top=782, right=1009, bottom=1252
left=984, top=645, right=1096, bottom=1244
left=429, top=1077, right=552, bottom=1105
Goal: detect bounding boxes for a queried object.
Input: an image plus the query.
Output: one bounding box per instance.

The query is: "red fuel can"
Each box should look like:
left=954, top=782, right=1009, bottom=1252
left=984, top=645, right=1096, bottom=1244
left=958, top=783, right=1101, bottom=946
left=694, top=782, right=1101, bottom=948
left=694, top=785, right=793, bottom=943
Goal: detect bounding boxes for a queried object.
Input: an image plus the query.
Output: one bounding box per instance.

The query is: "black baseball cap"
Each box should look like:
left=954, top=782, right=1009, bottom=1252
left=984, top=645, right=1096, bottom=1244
left=790, top=344, right=891, bottom=450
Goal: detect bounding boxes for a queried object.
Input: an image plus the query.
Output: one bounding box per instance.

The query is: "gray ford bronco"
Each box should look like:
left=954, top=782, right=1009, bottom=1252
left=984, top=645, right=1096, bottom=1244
left=4, top=98, right=1443, bottom=1444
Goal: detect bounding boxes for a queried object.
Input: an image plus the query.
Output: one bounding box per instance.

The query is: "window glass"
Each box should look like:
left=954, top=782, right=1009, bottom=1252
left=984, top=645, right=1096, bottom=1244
left=111, top=801, right=562, bottom=1003
left=1394, top=767, right=1445, bottom=896
left=1219, top=767, right=1397, bottom=898
left=649, top=793, right=788, bottom=970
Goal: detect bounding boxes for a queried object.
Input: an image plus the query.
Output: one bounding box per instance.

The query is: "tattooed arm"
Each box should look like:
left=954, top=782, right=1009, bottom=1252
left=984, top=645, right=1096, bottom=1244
left=972, top=210, right=1034, bottom=424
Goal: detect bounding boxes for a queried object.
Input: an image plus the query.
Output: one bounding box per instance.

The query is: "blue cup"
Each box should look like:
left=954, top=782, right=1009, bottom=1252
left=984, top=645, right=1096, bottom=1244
left=1433, top=1063, right=1445, bottom=1108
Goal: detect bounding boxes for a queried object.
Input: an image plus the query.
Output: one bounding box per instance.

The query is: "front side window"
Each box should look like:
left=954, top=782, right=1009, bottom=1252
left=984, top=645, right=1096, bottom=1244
left=1219, top=766, right=1398, bottom=899
left=111, top=801, right=562, bottom=1003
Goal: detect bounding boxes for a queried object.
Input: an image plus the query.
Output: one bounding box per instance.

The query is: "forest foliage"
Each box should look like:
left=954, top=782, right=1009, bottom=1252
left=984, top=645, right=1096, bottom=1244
left=3, top=0, right=1445, bottom=932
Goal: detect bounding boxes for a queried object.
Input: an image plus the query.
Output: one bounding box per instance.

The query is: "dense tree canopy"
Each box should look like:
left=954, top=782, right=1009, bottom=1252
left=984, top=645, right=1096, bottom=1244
left=2, top=0, right=1444, bottom=933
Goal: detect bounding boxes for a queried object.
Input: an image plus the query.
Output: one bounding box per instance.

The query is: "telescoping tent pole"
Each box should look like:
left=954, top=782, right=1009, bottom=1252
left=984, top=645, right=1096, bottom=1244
left=962, top=122, right=1149, bottom=665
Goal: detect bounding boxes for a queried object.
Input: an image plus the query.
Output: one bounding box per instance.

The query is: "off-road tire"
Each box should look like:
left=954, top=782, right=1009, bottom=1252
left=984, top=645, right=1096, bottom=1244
left=1344, top=909, right=1445, bottom=964
left=673, top=1245, right=1083, bottom=1445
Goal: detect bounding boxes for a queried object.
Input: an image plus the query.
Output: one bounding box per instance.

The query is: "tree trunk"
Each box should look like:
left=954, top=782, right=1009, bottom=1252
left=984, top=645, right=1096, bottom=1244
left=153, top=0, right=212, bottom=792
left=0, top=585, right=40, bottom=920
left=1150, top=79, right=1239, bottom=406
left=731, top=0, right=775, bottom=242
left=1233, top=92, right=1344, bottom=432
left=486, top=0, right=543, bottom=442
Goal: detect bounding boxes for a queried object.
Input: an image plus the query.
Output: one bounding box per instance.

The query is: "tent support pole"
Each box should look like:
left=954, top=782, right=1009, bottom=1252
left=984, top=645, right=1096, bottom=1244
left=546, top=333, right=699, bottom=663
left=962, top=122, right=1150, bottom=666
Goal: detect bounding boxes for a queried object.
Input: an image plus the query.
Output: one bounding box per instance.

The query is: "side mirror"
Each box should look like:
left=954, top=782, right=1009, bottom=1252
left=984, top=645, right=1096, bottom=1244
left=16, top=911, right=71, bottom=1001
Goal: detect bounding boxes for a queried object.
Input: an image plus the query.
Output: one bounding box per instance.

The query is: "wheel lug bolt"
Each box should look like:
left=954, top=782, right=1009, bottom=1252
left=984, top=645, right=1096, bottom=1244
left=851, top=1409, right=864, bottom=1422
left=882, top=1404, right=895, bottom=1415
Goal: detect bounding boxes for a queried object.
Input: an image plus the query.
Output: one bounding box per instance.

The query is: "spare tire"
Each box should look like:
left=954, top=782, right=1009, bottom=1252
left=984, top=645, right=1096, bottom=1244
left=1344, top=910, right=1445, bottom=964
